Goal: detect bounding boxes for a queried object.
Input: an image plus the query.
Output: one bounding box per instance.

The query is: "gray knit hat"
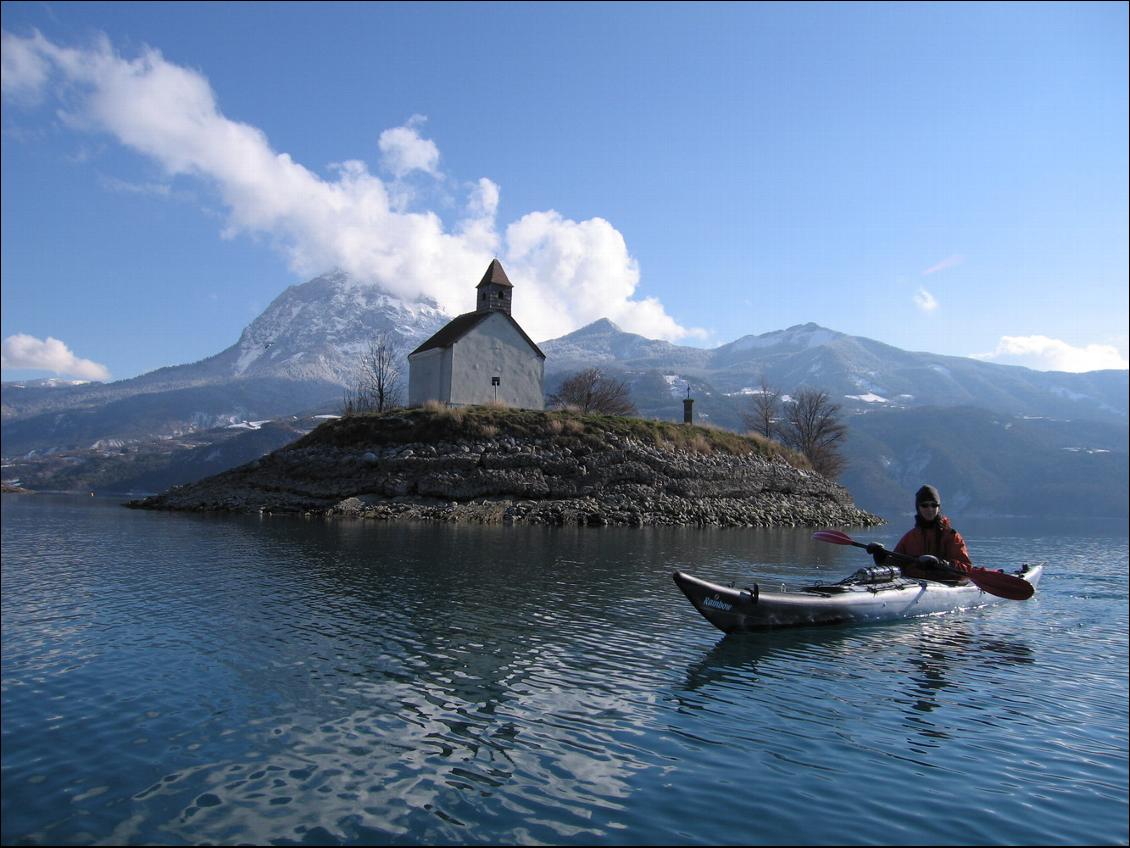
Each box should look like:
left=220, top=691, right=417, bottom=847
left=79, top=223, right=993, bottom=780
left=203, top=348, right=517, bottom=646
left=915, top=484, right=941, bottom=506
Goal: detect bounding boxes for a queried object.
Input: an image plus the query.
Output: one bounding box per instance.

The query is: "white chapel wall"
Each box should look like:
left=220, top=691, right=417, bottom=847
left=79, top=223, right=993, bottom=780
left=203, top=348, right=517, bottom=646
left=407, top=347, right=452, bottom=407
left=448, top=314, right=544, bottom=409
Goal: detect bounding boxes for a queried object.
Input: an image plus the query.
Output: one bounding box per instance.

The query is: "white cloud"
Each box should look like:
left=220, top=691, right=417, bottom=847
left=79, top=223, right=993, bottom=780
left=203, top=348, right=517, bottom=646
left=0, top=30, right=52, bottom=103
left=378, top=114, right=440, bottom=178
left=914, top=287, right=938, bottom=312
left=1, top=334, right=112, bottom=380
left=970, top=335, right=1129, bottom=373
left=2, top=30, right=698, bottom=343
left=921, top=254, right=964, bottom=276
left=465, top=176, right=499, bottom=220
left=97, top=173, right=173, bottom=197
left=504, top=210, right=705, bottom=342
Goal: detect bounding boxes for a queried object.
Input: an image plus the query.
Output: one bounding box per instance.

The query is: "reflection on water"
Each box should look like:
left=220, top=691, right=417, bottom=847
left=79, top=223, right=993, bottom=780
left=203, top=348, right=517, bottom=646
left=679, top=617, right=1038, bottom=756
left=2, top=496, right=1127, bottom=845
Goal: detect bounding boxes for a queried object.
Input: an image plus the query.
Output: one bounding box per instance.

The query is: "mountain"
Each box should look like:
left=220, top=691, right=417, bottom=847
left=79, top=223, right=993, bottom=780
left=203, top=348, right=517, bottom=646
left=198, top=270, right=449, bottom=385
left=539, top=318, right=711, bottom=371
left=542, top=320, right=1128, bottom=427
left=540, top=320, right=1127, bottom=518
left=2, top=271, right=449, bottom=456
left=841, top=405, right=1127, bottom=518
left=1, top=377, right=99, bottom=389
left=3, top=274, right=1127, bottom=519
left=5, top=415, right=330, bottom=496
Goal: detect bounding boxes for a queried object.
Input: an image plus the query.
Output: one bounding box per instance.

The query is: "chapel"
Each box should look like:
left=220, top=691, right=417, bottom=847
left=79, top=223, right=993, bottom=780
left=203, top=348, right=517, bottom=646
left=407, top=260, right=545, bottom=409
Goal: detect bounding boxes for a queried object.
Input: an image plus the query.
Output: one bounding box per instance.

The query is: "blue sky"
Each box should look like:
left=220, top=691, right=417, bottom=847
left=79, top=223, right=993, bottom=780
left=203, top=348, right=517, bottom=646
left=2, top=1, right=1127, bottom=382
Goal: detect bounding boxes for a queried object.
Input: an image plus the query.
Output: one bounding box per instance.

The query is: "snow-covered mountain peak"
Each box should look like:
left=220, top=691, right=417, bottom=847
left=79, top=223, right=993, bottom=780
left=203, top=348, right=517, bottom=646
left=224, top=271, right=449, bottom=383
left=723, top=323, right=844, bottom=354
left=569, top=318, right=624, bottom=337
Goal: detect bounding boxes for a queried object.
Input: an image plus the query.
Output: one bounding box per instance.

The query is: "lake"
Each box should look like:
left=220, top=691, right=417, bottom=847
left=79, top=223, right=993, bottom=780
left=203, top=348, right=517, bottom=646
left=2, top=494, right=1127, bottom=845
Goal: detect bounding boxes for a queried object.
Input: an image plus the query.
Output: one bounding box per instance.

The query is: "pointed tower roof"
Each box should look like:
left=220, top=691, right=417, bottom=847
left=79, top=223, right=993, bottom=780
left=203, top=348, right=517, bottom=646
left=476, top=258, right=513, bottom=288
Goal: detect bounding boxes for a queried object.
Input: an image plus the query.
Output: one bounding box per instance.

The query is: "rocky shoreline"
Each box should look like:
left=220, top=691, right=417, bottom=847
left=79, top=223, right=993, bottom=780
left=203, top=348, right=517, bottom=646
left=128, top=408, right=884, bottom=529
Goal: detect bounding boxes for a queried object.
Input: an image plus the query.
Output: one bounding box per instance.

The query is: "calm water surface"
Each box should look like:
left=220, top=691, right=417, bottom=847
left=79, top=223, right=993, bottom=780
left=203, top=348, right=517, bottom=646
left=2, top=495, right=1127, bottom=845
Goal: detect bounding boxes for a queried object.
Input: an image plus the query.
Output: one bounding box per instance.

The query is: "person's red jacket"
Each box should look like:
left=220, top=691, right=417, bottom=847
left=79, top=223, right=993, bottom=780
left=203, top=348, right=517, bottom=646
left=894, top=515, right=973, bottom=574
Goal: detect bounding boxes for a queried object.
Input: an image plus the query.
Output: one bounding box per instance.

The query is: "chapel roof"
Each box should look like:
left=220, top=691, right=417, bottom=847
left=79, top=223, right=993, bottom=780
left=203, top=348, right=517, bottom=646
left=409, top=310, right=545, bottom=359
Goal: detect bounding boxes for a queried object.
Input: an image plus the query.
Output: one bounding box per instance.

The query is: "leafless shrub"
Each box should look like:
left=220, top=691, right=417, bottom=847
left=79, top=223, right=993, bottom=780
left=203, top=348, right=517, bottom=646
left=742, top=374, right=780, bottom=440
left=547, top=368, right=637, bottom=416
left=342, top=332, right=405, bottom=414
left=779, top=388, right=847, bottom=479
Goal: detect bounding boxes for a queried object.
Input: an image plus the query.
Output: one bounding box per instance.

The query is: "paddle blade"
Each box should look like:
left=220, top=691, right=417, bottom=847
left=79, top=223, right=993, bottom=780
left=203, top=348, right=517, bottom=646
left=968, top=568, right=1035, bottom=601
left=812, top=529, right=856, bottom=546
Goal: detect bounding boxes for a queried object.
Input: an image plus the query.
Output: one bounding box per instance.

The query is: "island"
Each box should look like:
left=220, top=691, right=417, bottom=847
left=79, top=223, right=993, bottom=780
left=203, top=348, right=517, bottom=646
left=128, top=406, right=883, bottom=528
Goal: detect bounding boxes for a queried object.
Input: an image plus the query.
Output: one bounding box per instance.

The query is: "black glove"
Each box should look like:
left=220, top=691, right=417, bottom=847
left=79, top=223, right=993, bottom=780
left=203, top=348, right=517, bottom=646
left=866, top=542, right=887, bottom=566
left=916, top=555, right=941, bottom=570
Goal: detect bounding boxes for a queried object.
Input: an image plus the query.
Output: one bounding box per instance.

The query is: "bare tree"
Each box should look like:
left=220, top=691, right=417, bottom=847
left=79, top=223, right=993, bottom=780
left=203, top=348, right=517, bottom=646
left=342, top=331, right=406, bottom=414
left=742, top=374, right=780, bottom=439
left=780, top=388, right=847, bottom=478
left=547, top=367, right=637, bottom=415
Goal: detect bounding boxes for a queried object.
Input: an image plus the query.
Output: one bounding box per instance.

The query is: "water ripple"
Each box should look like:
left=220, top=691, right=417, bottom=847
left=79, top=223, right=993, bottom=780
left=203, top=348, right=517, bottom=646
left=2, top=499, right=1127, bottom=844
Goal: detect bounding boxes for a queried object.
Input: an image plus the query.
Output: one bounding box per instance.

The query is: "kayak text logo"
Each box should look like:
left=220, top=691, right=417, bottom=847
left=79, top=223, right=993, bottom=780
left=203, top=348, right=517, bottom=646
left=703, top=596, right=732, bottom=611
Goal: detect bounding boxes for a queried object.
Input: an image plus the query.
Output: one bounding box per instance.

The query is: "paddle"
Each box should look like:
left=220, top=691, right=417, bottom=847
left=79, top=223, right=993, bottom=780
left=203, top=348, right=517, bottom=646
left=812, top=529, right=1034, bottom=601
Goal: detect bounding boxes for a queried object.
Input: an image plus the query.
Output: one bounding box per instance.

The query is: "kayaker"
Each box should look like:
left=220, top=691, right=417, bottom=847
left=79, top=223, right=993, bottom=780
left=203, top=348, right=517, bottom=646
left=868, top=485, right=974, bottom=581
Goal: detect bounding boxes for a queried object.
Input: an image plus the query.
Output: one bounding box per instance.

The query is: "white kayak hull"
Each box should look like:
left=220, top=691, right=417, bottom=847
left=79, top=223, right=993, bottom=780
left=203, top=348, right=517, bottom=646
left=673, top=564, right=1043, bottom=633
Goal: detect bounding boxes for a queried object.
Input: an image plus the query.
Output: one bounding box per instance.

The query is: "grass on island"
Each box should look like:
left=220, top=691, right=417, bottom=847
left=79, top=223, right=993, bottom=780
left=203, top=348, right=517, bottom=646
left=292, top=402, right=808, bottom=468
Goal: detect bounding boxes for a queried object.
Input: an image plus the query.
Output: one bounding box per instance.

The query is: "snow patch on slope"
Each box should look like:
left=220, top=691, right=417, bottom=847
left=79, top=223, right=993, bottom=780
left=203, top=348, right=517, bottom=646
left=663, top=374, right=689, bottom=399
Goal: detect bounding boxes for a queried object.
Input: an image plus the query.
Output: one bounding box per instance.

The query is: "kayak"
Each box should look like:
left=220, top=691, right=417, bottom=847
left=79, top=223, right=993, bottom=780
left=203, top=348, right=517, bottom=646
left=672, top=563, right=1044, bottom=633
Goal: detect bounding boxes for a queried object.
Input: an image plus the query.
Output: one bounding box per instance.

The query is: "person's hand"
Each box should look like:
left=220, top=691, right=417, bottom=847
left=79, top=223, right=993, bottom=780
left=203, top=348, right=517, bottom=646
left=916, top=555, right=941, bottom=570
left=866, top=542, right=887, bottom=565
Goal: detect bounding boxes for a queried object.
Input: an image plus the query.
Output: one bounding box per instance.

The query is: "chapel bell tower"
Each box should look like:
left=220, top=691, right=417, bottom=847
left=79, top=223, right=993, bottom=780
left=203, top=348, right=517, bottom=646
left=476, top=258, right=514, bottom=315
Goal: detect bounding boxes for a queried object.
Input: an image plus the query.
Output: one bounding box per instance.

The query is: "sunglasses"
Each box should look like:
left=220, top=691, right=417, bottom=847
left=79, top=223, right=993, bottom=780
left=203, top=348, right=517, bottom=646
left=919, top=502, right=940, bottom=508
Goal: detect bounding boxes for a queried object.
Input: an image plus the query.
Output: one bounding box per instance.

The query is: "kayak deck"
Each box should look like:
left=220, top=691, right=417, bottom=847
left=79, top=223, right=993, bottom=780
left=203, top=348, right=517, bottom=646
left=673, top=563, right=1043, bottom=633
